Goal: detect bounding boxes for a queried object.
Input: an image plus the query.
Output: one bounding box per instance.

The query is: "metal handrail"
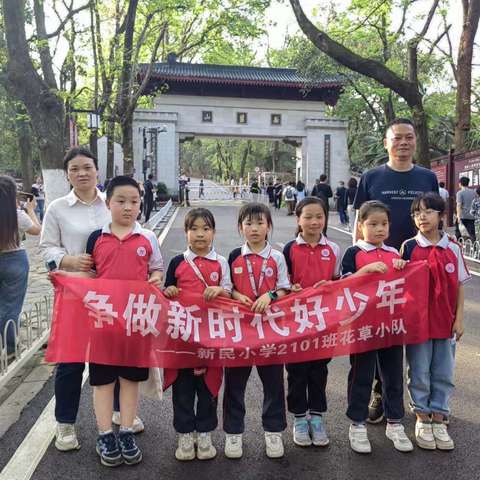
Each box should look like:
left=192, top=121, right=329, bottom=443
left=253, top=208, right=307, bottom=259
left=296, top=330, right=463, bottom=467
left=0, top=296, right=52, bottom=390
left=458, top=237, right=480, bottom=263
left=145, top=198, right=173, bottom=230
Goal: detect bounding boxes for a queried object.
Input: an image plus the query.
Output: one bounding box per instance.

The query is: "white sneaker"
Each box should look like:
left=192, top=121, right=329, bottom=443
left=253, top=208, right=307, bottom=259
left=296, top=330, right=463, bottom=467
left=112, top=412, right=145, bottom=434
left=385, top=423, right=414, bottom=452
left=196, top=432, right=217, bottom=460
left=432, top=422, right=454, bottom=450
left=415, top=421, right=436, bottom=450
left=264, top=432, right=284, bottom=458
left=225, top=433, right=243, bottom=459
left=55, top=423, right=81, bottom=451
left=175, top=433, right=195, bottom=461
left=349, top=424, right=371, bottom=454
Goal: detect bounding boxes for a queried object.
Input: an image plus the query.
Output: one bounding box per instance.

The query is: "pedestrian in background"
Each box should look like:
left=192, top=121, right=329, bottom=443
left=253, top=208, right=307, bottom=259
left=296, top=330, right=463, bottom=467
left=455, top=176, right=476, bottom=241
left=0, top=175, right=41, bottom=355
left=311, top=174, right=333, bottom=234
left=346, top=177, right=358, bottom=232
left=274, top=179, right=283, bottom=209
left=334, top=180, right=348, bottom=226
left=296, top=180, right=306, bottom=201
left=438, top=181, right=449, bottom=202
left=143, top=174, right=154, bottom=223
left=31, top=176, right=45, bottom=221
left=283, top=181, right=297, bottom=215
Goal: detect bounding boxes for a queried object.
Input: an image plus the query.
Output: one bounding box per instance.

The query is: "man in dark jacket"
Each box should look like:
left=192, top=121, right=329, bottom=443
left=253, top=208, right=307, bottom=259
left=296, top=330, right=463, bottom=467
left=143, top=174, right=154, bottom=222
left=311, top=174, right=333, bottom=234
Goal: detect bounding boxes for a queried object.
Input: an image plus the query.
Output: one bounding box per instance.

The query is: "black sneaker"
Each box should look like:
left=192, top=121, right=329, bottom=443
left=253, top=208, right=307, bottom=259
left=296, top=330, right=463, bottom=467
left=118, top=430, right=143, bottom=465
left=96, top=432, right=123, bottom=467
left=367, top=393, right=384, bottom=424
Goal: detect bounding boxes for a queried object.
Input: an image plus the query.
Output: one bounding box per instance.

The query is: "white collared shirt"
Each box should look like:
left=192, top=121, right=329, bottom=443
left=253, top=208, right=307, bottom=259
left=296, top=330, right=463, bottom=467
left=240, top=241, right=291, bottom=290
left=40, top=188, right=110, bottom=268
left=414, top=232, right=470, bottom=283
left=295, top=234, right=342, bottom=278
left=355, top=239, right=399, bottom=255
left=183, top=247, right=233, bottom=292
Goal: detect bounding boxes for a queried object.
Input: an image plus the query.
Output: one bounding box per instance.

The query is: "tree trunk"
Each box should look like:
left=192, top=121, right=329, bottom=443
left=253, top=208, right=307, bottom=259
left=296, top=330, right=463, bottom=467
left=121, top=117, right=134, bottom=176
left=411, top=104, right=430, bottom=167
left=2, top=0, right=67, bottom=201
left=16, top=108, right=33, bottom=191
left=454, top=0, right=480, bottom=153
left=240, top=141, right=251, bottom=180
left=106, top=119, right=115, bottom=178
left=289, top=0, right=433, bottom=168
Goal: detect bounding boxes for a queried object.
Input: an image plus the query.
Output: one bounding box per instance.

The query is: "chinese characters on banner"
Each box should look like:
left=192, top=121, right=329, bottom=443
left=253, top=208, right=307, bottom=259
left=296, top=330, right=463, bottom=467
left=46, top=262, right=430, bottom=368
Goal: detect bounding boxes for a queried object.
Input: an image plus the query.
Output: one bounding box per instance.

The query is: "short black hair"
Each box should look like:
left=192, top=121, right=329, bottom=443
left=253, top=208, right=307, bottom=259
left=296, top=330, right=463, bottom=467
left=357, top=200, right=391, bottom=223
left=238, top=202, right=272, bottom=239
left=411, top=192, right=445, bottom=215
left=411, top=192, right=445, bottom=230
left=148, top=174, right=153, bottom=180
left=347, top=177, right=358, bottom=189
left=106, top=175, right=141, bottom=199
left=439, top=181, right=445, bottom=188
left=459, top=176, right=470, bottom=187
left=63, top=147, right=98, bottom=172
left=319, top=174, right=328, bottom=182
left=476, top=187, right=480, bottom=196
left=184, top=208, right=215, bottom=232
left=384, top=118, right=415, bottom=137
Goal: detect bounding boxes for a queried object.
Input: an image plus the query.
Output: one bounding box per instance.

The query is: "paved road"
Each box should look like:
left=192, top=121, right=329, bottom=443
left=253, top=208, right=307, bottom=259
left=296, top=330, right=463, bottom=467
left=1, top=205, right=479, bottom=480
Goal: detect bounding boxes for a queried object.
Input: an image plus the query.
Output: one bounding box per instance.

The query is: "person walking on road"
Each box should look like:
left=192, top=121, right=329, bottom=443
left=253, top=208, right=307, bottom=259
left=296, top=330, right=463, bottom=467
left=353, top=117, right=439, bottom=425
left=455, top=176, right=476, bottom=241
left=438, top=181, right=449, bottom=202
left=143, top=174, right=154, bottom=223
left=283, top=181, right=297, bottom=215
left=274, top=180, right=283, bottom=209
left=311, top=175, right=333, bottom=234
left=335, top=180, right=348, bottom=226
left=346, top=177, right=358, bottom=232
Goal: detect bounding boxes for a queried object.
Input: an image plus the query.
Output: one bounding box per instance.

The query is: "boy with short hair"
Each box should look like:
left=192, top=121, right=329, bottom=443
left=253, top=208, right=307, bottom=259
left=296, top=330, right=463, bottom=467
left=56, top=175, right=163, bottom=467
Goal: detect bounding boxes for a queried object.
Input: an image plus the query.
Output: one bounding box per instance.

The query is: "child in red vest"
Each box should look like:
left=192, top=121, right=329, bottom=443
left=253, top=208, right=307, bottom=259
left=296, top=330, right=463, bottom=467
left=223, top=203, right=290, bottom=459
left=283, top=197, right=341, bottom=447
left=164, top=208, right=232, bottom=461
left=341, top=200, right=411, bottom=454
left=402, top=192, right=469, bottom=450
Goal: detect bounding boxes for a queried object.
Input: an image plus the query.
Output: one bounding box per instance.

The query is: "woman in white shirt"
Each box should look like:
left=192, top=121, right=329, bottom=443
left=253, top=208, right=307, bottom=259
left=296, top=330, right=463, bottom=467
left=0, top=176, right=41, bottom=355
left=40, top=148, right=112, bottom=452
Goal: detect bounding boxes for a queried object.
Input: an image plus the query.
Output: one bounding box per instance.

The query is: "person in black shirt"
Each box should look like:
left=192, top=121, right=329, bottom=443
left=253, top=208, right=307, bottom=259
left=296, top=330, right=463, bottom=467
left=353, top=117, right=439, bottom=424
left=143, top=174, right=154, bottom=222
left=334, top=181, right=348, bottom=226
left=311, top=174, right=333, bottom=234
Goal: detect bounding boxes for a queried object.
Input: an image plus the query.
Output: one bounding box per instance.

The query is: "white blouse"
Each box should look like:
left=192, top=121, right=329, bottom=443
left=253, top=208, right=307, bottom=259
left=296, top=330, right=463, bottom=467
left=39, top=189, right=110, bottom=269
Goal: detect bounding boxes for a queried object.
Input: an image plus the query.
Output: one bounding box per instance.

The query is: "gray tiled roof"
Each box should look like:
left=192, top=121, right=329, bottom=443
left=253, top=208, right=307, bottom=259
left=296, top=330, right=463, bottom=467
left=138, top=61, right=342, bottom=88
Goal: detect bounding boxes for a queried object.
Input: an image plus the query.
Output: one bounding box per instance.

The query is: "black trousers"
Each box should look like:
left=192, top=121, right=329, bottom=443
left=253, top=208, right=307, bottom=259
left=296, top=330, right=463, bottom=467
left=55, top=363, right=121, bottom=423
left=347, top=346, right=404, bottom=423
left=144, top=197, right=154, bottom=222
left=172, top=369, right=218, bottom=434
left=223, top=365, right=286, bottom=434
left=456, top=218, right=476, bottom=241
left=286, top=359, right=331, bottom=416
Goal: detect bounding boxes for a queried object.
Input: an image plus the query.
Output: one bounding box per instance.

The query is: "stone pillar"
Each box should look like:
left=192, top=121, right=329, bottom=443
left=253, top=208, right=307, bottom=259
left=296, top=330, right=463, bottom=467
left=304, top=118, right=349, bottom=198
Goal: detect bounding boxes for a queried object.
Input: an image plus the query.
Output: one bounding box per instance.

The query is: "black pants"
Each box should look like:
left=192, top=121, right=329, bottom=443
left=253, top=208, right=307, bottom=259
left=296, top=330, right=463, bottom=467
left=55, top=363, right=122, bottom=423
left=323, top=205, right=330, bottom=235
left=172, top=369, right=218, bottom=433
left=347, top=346, right=404, bottom=423
left=456, top=218, right=476, bottom=241
left=223, top=365, right=286, bottom=434
left=144, top=197, right=154, bottom=222
left=286, top=359, right=330, bottom=416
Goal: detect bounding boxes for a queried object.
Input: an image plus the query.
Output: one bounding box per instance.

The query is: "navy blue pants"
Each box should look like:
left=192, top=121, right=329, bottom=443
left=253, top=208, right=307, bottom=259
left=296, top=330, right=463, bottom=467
left=172, top=368, right=218, bottom=433
left=286, top=359, right=331, bottom=416
left=347, top=345, right=404, bottom=423
left=55, top=363, right=121, bottom=423
left=223, top=365, right=286, bottom=434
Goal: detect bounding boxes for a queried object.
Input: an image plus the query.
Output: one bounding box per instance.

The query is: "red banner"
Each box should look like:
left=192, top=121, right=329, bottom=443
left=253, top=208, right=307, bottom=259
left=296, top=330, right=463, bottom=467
left=46, top=262, right=430, bottom=368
